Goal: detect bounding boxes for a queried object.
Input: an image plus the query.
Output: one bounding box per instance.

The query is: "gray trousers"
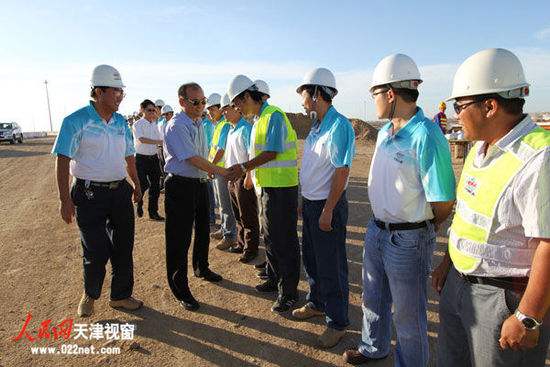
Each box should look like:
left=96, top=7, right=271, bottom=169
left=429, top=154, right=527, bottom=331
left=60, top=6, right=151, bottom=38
left=437, top=266, right=550, bottom=367
left=213, top=175, right=236, bottom=240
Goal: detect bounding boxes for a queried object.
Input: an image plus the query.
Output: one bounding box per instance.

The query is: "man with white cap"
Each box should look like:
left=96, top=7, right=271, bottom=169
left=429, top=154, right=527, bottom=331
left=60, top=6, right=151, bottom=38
left=254, top=79, right=270, bottom=102
left=343, top=54, right=455, bottom=365
left=207, top=93, right=237, bottom=250
left=293, top=67, right=355, bottom=348
left=52, top=64, right=143, bottom=317
left=433, top=48, right=550, bottom=367
left=226, top=75, right=300, bottom=313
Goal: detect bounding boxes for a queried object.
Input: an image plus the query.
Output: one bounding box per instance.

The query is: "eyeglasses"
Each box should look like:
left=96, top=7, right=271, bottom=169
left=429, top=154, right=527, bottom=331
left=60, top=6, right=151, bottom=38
left=370, top=88, right=389, bottom=99
left=453, top=100, right=480, bottom=115
left=145, top=108, right=157, bottom=112
left=110, top=88, right=126, bottom=98
left=186, top=97, right=207, bottom=106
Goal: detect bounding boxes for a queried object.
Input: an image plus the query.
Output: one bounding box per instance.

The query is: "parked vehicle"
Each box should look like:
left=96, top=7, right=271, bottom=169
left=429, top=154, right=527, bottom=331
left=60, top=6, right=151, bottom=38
left=0, top=122, right=24, bottom=144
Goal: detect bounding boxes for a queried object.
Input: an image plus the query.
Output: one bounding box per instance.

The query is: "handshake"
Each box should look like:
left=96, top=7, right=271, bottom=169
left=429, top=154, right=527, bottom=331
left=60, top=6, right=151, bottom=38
left=210, top=164, right=247, bottom=182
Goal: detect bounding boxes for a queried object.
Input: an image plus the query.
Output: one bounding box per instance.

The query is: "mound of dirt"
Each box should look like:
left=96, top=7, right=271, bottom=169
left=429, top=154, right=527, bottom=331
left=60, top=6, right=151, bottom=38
left=286, top=112, right=379, bottom=142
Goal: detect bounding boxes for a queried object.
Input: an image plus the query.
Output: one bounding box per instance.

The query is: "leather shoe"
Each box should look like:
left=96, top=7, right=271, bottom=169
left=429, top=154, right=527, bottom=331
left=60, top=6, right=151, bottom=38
left=255, top=280, right=277, bottom=293
left=254, top=261, right=267, bottom=270
left=179, top=296, right=199, bottom=311
left=195, top=268, right=223, bottom=282
left=342, top=349, right=388, bottom=365
left=239, top=251, right=257, bottom=263
left=149, top=213, right=165, bottom=221
left=228, top=245, right=243, bottom=254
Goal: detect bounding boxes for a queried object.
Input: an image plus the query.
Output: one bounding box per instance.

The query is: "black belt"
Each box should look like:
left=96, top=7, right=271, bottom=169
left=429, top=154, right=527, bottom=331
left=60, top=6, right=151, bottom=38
left=167, top=173, right=208, bottom=183
left=76, top=178, right=124, bottom=189
left=374, top=219, right=429, bottom=231
left=460, top=273, right=529, bottom=292
left=136, top=153, right=159, bottom=159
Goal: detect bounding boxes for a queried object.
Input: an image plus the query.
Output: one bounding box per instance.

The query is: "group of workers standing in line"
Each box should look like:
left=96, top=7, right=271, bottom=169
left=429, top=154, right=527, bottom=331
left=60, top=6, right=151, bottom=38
left=52, top=47, right=550, bottom=367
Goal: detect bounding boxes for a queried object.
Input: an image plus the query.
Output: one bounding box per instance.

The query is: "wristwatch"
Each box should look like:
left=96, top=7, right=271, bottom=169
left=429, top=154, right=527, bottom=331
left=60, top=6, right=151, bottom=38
left=514, top=309, right=542, bottom=330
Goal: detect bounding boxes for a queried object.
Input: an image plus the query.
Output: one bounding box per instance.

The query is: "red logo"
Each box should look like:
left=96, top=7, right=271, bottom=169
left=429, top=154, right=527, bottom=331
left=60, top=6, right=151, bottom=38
left=13, top=313, right=74, bottom=343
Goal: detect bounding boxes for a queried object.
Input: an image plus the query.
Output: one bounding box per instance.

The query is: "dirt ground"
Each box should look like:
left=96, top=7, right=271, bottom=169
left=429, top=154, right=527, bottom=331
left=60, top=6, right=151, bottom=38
left=0, top=137, right=547, bottom=367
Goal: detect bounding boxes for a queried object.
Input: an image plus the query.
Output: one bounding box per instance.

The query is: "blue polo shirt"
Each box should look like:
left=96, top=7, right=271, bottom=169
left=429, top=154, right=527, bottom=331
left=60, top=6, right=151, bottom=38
left=52, top=101, right=135, bottom=182
left=202, top=117, right=215, bottom=148
left=256, top=102, right=287, bottom=153
left=215, top=118, right=231, bottom=151
left=368, top=107, right=456, bottom=222
left=300, top=106, right=356, bottom=200
left=164, top=111, right=208, bottom=179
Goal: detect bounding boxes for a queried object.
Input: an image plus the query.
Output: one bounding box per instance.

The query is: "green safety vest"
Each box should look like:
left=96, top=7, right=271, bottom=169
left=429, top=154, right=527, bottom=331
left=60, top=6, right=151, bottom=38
left=253, top=105, right=298, bottom=188
left=208, top=118, right=229, bottom=168
left=449, top=127, right=550, bottom=273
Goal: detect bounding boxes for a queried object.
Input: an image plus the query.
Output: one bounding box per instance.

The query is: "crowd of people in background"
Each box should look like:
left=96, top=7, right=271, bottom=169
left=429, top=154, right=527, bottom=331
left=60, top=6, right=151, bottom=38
left=52, top=47, right=550, bottom=367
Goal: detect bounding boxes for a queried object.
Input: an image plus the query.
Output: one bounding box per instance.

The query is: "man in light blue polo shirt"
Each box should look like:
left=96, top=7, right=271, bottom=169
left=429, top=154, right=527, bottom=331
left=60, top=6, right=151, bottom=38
left=294, top=68, right=355, bottom=349
left=343, top=54, right=456, bottom=366
left=52, top=65, right=143, bottom=317
left=164, top=82, right=228, bottom=312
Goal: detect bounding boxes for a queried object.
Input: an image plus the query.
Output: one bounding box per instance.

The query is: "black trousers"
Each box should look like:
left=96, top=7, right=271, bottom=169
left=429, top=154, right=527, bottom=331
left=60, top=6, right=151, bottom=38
left=260, top=186, right=300, bottom=298
left=72, top=179, right=135, bottom=300
left=136, top=153, right=161, bottom=215
left=164, top=175, right=210, bottom=299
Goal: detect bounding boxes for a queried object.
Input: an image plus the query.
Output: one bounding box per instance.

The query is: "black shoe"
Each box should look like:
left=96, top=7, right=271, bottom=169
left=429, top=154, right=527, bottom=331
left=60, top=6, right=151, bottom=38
left=239, top=252, right=257, bottom=264
left=136, top=202, right=143, bottom=218
left=255, top=280, right=277, bottom=293
left=254, top=261, right=267, bottom=270
left=229, top=245, right=244, bottom=254
left=195, top=268, right=223, bottom=282
left=179, top=295, right=199, bottom=311
left=271, top=296, right=297, bottom=313
left=149, top=213, right=165, bottom=221
left=256, top=268, right=269, bottom=279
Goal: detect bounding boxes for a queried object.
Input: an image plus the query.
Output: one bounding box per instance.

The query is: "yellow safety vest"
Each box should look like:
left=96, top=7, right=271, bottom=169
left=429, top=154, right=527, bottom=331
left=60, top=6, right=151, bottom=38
left=208, top=118, right=229, bottom=168
left=253, top=105, right=298, bottom=188
left=449, top=127, right=550, bottom=273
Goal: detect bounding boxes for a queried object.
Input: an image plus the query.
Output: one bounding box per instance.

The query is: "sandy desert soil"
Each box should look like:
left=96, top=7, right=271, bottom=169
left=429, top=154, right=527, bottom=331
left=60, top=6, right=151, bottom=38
left=0, top=137, right=547, bottom=367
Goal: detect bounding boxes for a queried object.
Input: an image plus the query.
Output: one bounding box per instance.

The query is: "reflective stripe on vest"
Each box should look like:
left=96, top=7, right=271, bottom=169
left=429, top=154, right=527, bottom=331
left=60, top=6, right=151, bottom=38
left=208, top=119, right=229, bottom=167
left=253, top=105, right=298, bottom=188
left=449, top=127, right=550, bottom=273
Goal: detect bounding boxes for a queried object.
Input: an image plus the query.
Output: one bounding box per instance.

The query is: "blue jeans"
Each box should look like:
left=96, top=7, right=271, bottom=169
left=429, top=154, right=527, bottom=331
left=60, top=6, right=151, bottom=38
left=207, top=181, right=216, bottom=225
left=301, top=194, right=349, bottom=330
left=358, top=219, right=435, bottom=367
left=213, top=175, right=236, bottom=240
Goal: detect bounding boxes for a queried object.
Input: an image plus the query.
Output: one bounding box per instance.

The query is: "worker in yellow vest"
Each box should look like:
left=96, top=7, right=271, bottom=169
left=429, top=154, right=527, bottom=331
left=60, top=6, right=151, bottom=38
left=433, top=48, right=550, bottom=367
left=207, top=93, right=237, bottom=250
left=226, top=74, right=300, bottom=313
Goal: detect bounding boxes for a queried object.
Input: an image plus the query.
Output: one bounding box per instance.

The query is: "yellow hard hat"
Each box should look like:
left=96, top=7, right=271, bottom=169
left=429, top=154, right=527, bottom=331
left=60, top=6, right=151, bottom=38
left=439, top=101, right=446, bottom=109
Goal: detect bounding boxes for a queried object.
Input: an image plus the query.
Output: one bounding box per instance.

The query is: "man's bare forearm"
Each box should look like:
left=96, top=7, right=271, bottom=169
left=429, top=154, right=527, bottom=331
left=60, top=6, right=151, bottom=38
left=125, top=156, right=140, bottom=188
left=430, top=200, right=455, bottom=225
left=138, top=137, right=162, bottom=145
left=188, top=156, right=225, bottom=175
left=212, top=149, right=225, bottom=165
left=56, top=155, right=72, bottom=201
left=518, top=239, right=550, bottom=320
left=323, top=167, right=349, bottom=211
left=243, top=151, right=277, bottom=170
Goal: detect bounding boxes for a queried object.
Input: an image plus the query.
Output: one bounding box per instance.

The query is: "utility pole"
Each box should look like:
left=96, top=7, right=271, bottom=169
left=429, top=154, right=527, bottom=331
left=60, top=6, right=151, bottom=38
left=44, top=80, right=53, bottom=132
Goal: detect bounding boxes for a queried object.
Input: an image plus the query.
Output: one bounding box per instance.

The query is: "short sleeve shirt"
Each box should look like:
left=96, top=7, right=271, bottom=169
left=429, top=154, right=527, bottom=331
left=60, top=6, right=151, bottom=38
left=51, top=101, right=134, bottom=182
left=163, top=111, right=208, bottom=179
left=225, top=118, right=252, bottom=167
left=368, top=107, right=456, bottom=223
left=300, top=106, right=356, bottom=200
left=133, top=118, right=162, bottom=155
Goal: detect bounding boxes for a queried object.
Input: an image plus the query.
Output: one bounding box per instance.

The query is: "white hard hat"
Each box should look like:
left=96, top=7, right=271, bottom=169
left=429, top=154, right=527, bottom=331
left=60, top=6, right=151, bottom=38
left=155, top=99, right=165, bottom=107
left=91, top=64, right=125, bottom=88
left=370, top=54, right=422, bottom=92
left=227, top=75, right=255, bottom=102
left=161, top=104, right=173, bottom=114
left=447, top=48, right=530, bottom=101
left=254, top=79, right=270, bottom=96
left=296, top=67, right=338, bottom=96
left=220, top=93, right=231, bottom=109
left=206, top=93, right=222, bottom=108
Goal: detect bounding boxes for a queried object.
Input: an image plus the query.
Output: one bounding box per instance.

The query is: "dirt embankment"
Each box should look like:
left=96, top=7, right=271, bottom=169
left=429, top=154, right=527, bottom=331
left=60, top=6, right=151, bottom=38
left=286, top=112, right=379, bottom=142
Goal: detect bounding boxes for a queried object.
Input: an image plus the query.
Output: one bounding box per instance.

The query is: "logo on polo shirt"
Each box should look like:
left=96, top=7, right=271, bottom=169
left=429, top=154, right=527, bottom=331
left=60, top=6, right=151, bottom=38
left=393, top=151, right=405, bottom=164
left=464, top=175, right=478, bottom=196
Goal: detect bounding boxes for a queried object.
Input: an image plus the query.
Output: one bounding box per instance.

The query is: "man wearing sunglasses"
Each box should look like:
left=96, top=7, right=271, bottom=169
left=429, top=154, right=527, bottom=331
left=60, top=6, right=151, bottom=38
left=52, top=64, right=143, bottom=317
left=163, top=82, right=227, bottom=311
left=343, top=54, right=455, bottom=366
left=132, top=99, right=164, bottom=221
left=434, top=48, right=550, bottom=367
